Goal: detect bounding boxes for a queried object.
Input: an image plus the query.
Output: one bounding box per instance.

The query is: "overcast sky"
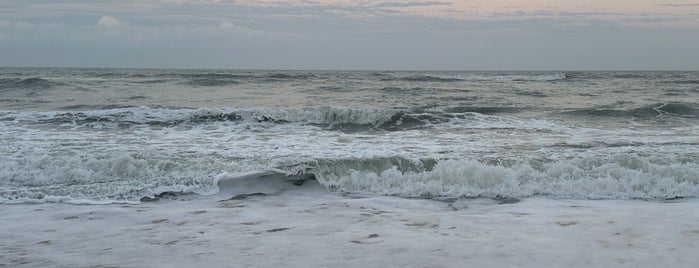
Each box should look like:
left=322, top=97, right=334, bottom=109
left=1, top=0, right=698, bottom=70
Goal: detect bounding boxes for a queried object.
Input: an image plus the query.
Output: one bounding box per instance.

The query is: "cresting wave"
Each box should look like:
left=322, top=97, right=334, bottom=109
left=1, top=106, right=533, bottom=131
left=2, top=154, right=698, bottom=204
left=0, top=77, right=57, bottom=91
left=3, top=102, right=696, bottom=133
left=564, top=102, right=699, bottom=118
left=381, top=73, right=568, bottom=82
left=1, top=106, right=397, bottom=129
left=310, top=155, right=699, bottom=200
left=176, top=71, right=316, bottom=86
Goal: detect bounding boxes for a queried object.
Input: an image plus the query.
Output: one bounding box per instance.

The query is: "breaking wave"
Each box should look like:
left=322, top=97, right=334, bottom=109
left=564, top=103, right=699, bottom=119
left=1, top=106, right=566, bottom=132
left=381, top=73, right=567, bottom=82
left=310, top=155, right=699, bottom=200
left=0, top=107, right=398, bottom=131
left=3, top=153, right=698, bottom=204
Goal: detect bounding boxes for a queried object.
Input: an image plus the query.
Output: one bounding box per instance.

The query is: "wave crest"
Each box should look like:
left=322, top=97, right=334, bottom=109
left=564, top=102, right=699, bottom=119
left=0, top=77, right=56, bottom=91
left=381, top=73, right=567, bottom=82
left=312, top=155, right=699, bottom=200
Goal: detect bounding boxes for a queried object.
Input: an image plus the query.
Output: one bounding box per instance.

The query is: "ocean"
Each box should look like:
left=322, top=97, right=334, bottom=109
left=1, top=68, right=698, bottom=203
left=2, top=68, right=699, bottom=267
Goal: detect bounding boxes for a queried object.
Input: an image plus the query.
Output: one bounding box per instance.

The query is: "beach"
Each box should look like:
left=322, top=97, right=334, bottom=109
left=3, top=185, right=698, bottom=267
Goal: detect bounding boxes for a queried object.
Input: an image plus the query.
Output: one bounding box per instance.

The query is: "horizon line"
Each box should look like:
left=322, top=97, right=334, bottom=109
left=2, top=66, right=699, bottom=72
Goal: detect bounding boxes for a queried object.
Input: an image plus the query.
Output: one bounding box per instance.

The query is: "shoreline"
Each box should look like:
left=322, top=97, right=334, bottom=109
left=2, top=193, right=698, bottom=267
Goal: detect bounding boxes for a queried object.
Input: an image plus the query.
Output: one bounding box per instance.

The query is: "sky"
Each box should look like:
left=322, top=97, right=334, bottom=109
left=0, top=0, right=698, bottom=70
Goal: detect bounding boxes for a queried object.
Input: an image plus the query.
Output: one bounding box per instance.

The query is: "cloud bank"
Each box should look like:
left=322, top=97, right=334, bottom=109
left=0, top=0, right=697, bottom=69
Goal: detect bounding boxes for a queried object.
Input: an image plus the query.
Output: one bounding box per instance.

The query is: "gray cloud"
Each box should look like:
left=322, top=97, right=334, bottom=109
left=0, top=1, right=698, bottom=70
left=659, top=3, right=699, bottom=7
left=373, top=1, right=452, bottom=8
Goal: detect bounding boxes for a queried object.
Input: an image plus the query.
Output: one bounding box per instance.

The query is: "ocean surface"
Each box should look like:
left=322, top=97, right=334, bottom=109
left=1, top=68, right=698, bottom=204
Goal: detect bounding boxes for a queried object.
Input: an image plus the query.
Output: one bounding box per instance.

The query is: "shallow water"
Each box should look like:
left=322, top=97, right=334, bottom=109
left=1, top=68, right=698, bottom=203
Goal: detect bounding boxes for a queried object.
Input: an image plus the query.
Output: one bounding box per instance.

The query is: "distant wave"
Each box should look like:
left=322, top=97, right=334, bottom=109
left=182, top=78, right=241, bottom=87
left=179, top=73, right=245, bottom=86
left=382, top=75, right=465, bottom=82
left=444, top=106, right=523, bottom=114
left=57, top=104, right=137, bottom=110
left=1, top=107, right=393, bottom=130
left=381, top=73, right=567, bottom=82
left=661, top=80, right=699, bottom=85
left=509, top=73, right=568, bottom=82
left=612, top=73, right=650, bottom=79
left=514, top=90, right=548, bottom=97
left=564, top=102, right=699, bottom=119
left=178, top=72, right=318, bottom=86
left=182, top=73, right=254, bottom=80
left=0, top=77, right=56, bottom=91
left=2, top=106, right=554, bottom=132
left=264, top=73, right=316, bottom=80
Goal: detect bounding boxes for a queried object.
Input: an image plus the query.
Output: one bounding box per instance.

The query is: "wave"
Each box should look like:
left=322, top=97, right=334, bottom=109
left=264, top=73, right=316, bottom=80
left=661, top=80, right=699, bottom=85
left=135, top=79, right=171, bottom=84
left=0, top=107, right=393, bottom=129
left=177, top=72, right=318, bottom=86
left=180, top=73, right=243, bottom=87
left=514, top=90, right=548, bottom=97
left=4, top=153, right=697, bottom=204
left=382, top=75, right=464, bottom=82
left=182, top=73, right=254, bottom=80
left=613, top=73, right=648, bottom=79
left=378, top=86, right=429, bottom=93
left=209, top=171, right=318, bottom=201
left=443, top=106, right=523, bottom=114
left=182, top=78, right=241, bottom=87
left=509, top=73, right=568, bottom=82
left=310, top=155, right=699, bottom=200
left=57, top=104, right=137, bottom=110
left=2, top=106, right=561, bottom=132
left=0, top=77, right=56, bottom=91
left=563, top=103, right=699, bottom=119
left=381, top=73, right=567, bottom=82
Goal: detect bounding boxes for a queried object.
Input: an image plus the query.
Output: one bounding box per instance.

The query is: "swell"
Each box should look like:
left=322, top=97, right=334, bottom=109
left=660, top=80, right=699, bottom=85
left=2, top=106, right=547, bottom=132
left=382, top=75, right=464, bottom=82
left=181, top=78, right=241, bottom=87
left=380, top=73, right=567, bottom=82
left=179, top=73, right=244, bottom=86
left=176, top=72, right=320, bottom=86
left=563, top=102, right=699, bottom=119
left=0, top=77, right=58, bottom=92
left=0, top=107, right=405, bottom=130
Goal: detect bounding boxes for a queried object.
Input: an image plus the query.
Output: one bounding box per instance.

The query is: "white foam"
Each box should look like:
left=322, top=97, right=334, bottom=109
left=2, top=106, right=698, bottom=203
left=0, top=106, right=398, bottom=129
left=1, top=193, right=697, bottom=267
left=316, top=155, right=699, bottom=199
left=414, top=72, right=568, bottom=82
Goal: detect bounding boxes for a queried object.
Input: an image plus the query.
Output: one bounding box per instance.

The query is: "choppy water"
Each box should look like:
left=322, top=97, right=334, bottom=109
left=1, top=68, right=698, bottom=203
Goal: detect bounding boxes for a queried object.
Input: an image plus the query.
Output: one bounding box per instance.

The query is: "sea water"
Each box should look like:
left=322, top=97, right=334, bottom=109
left=1, top=68, right=698, bottom=203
